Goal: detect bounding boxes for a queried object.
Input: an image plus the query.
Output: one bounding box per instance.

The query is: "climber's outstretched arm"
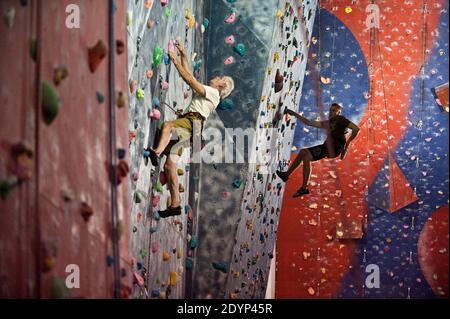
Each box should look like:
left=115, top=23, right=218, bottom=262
left=175, top=40, right=191, bottom=72
left=169, top=50, right=206, bottom=97
left=285, top=109, right=323, bottom=128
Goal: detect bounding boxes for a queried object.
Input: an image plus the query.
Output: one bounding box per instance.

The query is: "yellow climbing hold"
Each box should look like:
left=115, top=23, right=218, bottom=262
left=177, top=250, right=182, bottom=259
left=276, top=9, right=283, bottom=18
left=185, top=9, right=195, bottom=29
left=170, top=271, right=178, bottom=286
left=261, top=96, right=266, bottom=102
left=345, top=7, right=352, bottom=13
left=273, top=52, right=279, bottom=63
left=177, top=168, right=185, bottom=176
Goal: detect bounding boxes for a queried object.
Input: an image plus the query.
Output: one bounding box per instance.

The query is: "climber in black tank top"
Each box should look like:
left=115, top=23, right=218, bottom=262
left=276, top=103, right=360, bottom=197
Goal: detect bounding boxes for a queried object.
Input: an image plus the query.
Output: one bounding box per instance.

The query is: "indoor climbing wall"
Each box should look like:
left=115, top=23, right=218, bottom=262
left=126, top=0, right=205, bottom=299
left=224, top=0, right=318, bottom=299
left=277, top=0, right=448, bottom=298
left=192, top=0, right=279, bottom=298
left=0, top=0, right=131, bottom=298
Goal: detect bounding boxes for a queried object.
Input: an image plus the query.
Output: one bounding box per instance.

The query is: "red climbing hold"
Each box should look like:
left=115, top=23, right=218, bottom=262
left=88, top=40, right=108, bottom=73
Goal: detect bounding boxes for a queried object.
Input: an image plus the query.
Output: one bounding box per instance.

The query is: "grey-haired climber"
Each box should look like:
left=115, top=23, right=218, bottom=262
left=147, top=40, right=235, bottom=218
left=276, top=103, right=360, bottom=197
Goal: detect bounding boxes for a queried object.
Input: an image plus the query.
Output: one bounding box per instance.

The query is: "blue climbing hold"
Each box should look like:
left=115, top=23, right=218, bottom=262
left=203, top=18, right=209, bottom=28
left=137, top=262, right=143, bottom=270
left=150, top=226, right=158, bottom=233
left=164, top=52, right=170, bottom=65
left=96, top=91, right=105, bottom=103
left=117, top=148, right=126, bottom=159
left=151, top=289, right=160, bottom=298
left=106, top=255, right=114, bottom=267
left=153, top=96, right=160, bottom=108
left=184, top=205, right=191, bottom=215
left=154, top=212, right=161, bottom=221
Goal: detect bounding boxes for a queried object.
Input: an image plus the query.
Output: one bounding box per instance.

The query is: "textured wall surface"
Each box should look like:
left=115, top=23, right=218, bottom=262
left=193, top=0, right=280, bottom=299
left=277, top=0, right=448, bottom=299
left=224, top=0, right=318, bottom=299
left=126, top=0, right=205, bottom=299
left=0, top=0, right=130, bottom=298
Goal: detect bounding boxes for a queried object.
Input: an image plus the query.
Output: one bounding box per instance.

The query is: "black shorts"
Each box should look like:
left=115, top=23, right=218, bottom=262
left=307, top=142, right=344, bottom=161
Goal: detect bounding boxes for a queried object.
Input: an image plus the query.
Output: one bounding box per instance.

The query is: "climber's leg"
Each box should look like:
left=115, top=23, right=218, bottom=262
left=276, top=148, right=312, bottom=182
left=159, top=156, right=182, bottom=218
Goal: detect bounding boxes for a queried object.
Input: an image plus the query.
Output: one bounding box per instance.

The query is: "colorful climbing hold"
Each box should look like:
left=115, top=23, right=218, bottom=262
left=233, top=179, right=242, bottom=188
left=224, top=56, right=234, bottom=65
left=117, top=91, right=126, bottom=108
left=96, top=91, right=105, bottom=103
left=53, top=65, right=69, bottom=86
left=153, top=46, right=164, bottom=67
left=218, top=99, right=234, bottom=110
left=149, top=109, right=161, bottom=120
left=136, top=88, right=145, bottom=100
left=212, top=262, right=229, bottom=273
left=224, top=12, right=236, bottom=24
left=233, top=43, right=246, bottom=57
left=170, top=272, right=178, bottom=286
left=88, top=40, right=108, bottom=73
left=41, top=81, right=61, bottom=125
left=80, top=202, right=93, bottom=222
left=163, top=251, right=171, bottom=261
left=225, top=35, right=235, bottom=45
left=185, top=257, right=193, bottom=269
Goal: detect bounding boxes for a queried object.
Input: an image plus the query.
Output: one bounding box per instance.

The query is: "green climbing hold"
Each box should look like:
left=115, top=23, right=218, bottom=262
left=140, top=248, right=147, bottom=259
left=134, top=191, right=144, bottom=203
left=155, top=181, right=163, bottom=193
left=0, top=176, right=18, bottom=200
left=126, top=11, right=132, bottom=26
left=218, top=99, right=234, bottom=110
left=50, top=277, right=70, bottom=299
left=41, top=81, right=61, bottom=125
left=212, top=262, right=229, bottom=273
left=153, top=46, right=164, bottom=67
left=136, top=88, right=145, bottom=100
left=164, top=7, right=171, bottom=17
left=233, top=43, right=246, bottom=57
left=185, top=257, right=193, bottom=269
left=30, top=38, right=37, bottom=61
left=227, top=0, right=237, bottom=3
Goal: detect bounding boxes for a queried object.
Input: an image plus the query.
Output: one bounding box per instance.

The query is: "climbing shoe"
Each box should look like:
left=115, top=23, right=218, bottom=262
left=146, top=148, right=159, bottom=167
left=276, top=170, right=289, bottom=182
left=159, top=206, right=182, bottom=218
left=293, top=187, right=310, bottom=198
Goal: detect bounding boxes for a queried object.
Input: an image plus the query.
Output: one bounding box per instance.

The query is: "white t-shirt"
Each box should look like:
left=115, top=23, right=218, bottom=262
left=186, top=85, right=220, bottom=120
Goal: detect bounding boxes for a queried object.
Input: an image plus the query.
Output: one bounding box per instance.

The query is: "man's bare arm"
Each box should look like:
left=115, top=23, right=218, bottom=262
left=285, top=109, right=323, bottom=128
left=169, top=50, right=205, bottom=97
left=175, top=41, right=191, bottom=71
